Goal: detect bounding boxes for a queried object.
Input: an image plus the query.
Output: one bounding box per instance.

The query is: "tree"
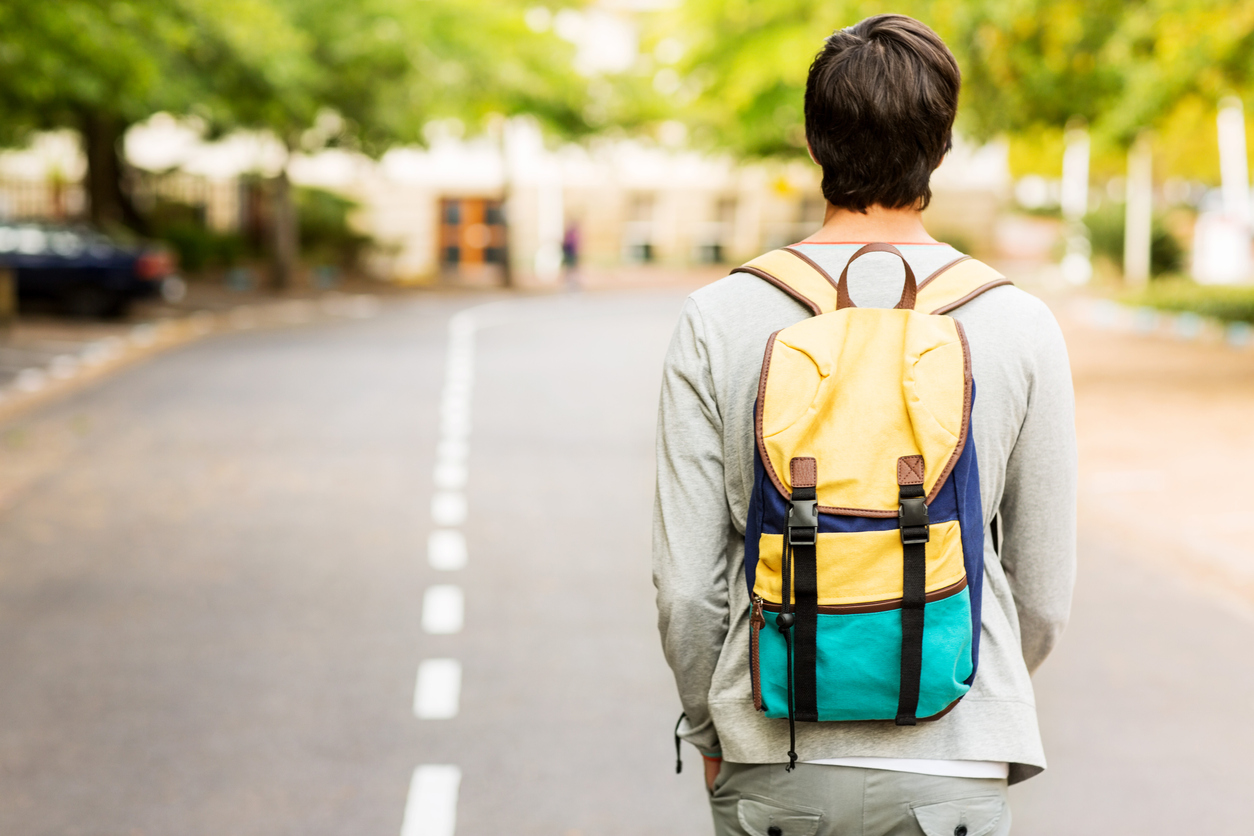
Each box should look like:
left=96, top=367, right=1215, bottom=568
left=0, top=2, right=197, bottom=229
left=650, top=1, right=1254, bottom=178
left=951, top=0, right=1254, bottom=164
left=192, top=0, right=588, bottom=286
left=0, top=0, right=587, bottom=286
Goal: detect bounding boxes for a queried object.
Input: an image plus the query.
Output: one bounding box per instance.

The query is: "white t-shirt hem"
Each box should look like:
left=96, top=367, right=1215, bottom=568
left=805, top=757, right=1010, bottom=780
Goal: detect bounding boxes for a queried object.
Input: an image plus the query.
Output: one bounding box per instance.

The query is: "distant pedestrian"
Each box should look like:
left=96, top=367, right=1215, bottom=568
left=653, top=14, right=1076, bottom=835
left=562, top=222, right=581, bottom=291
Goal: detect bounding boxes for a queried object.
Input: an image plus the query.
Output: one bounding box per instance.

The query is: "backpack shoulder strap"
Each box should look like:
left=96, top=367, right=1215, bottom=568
left=914, top=256, right=1013, bottom=314
left=730, top=247, right=840, bottom=315
left=733, top=248, right=1012, bottom=316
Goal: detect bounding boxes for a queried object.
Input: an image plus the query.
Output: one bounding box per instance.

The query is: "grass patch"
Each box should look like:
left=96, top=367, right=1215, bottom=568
left=1123, top=280, right=1254, bottom=324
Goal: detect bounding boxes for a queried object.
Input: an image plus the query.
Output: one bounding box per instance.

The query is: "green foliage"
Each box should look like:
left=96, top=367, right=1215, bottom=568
left=145, top=188, right=371, bottom=274
left=296, top=188, right=369, bottom=267
left=194, top=0, right=589, bottom=152
left=0, top=0, right=591, bottom=184
left=1124, top=280, right=1254, bottom=324
left=0, top=1, right=289, bottom=138
left=1084, top=203, right=1185, bottom=278
left=648, top=0, right=876, bottom=156
left=652, top=1, right=1254, bottom=170
left=0, top=0, right=591, bottom=275
left=147, top=200, right=247, bottom=273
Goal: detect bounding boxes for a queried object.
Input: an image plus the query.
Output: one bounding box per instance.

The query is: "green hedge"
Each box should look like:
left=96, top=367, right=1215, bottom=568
left=297, top=187, right=369, bottom=267
left=146, top=188, right=369, bottom=275
left=147, top=200, right=249, bottom=273
left=1084, top=203, right=1184, bottom=278
left=1123, top=280, right=1254, bottom=323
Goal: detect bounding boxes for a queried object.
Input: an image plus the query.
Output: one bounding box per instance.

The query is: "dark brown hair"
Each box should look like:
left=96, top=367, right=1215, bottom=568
left=804, top=15, right=960, bottom=213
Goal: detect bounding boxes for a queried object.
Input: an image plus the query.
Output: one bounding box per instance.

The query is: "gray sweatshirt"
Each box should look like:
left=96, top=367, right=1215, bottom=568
left=653, top=243, right=1076, bottom=784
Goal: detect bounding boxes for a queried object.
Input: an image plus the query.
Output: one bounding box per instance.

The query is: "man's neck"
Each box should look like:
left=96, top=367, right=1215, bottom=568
left=805, top=203, right=937, bottom=244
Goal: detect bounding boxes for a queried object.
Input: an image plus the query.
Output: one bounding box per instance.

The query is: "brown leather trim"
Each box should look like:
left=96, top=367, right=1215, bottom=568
left=754, top=332, right=791, bottom=500
left=815, top=504, right=898, bottom=518
left=731, top=266, right=822, bottom=316
left=790, top=457, right=817, bottom=489
left=835, top=243, right=918, bottom=311
left=762, top=576, right=968, bottom=615
left=897, top=455, right=925, bottom=486
left=918, top=694, right=964, bottom=722
left=915, top=254, right=973, bottom=292
left=781, top=246, right=840, bottom=292
left=926, top=320, right=973, bottom=506
left=929, top=279, right=1014, bottom=315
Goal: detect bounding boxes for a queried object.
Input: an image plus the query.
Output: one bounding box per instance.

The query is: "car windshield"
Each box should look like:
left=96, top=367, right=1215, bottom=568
left=49, top=229, right=86, bottom=256
left=0, top=224, right=117, bottom=256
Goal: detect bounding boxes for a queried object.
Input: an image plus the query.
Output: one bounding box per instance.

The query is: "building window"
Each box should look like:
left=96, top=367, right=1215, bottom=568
left=623, top=193, right=656, bottom=264
left=693, top=196, right=736, bottom=264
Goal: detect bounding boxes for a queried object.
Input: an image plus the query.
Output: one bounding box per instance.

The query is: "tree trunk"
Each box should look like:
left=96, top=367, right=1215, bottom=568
left=79, top=110, right=147, bottom=233
left=270, top=155, right=299, bottom=290
left=1123, top=134, right=1153, bottom=287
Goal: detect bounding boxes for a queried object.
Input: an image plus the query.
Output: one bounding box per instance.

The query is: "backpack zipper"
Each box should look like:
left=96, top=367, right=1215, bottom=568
left=751, top=595, right=765, bottom=711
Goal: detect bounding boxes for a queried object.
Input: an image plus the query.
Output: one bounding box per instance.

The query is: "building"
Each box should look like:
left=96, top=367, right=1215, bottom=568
left=1, top=118, right=1010, bottom=287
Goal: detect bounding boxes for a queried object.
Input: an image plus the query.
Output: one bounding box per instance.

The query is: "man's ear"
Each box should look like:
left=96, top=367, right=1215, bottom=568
left=807, top=141, right=819, bottom=167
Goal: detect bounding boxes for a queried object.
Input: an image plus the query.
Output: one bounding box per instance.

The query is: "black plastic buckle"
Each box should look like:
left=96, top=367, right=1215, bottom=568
left=787, top=500, right=818, bottom=546
left=899, top=496, right=930, bottom=545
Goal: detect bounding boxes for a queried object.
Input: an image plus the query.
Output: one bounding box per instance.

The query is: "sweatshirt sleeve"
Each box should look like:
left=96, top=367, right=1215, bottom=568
left=998, top=305, right=1078, bottom=674
left=652, top=298, right=732, bottom=756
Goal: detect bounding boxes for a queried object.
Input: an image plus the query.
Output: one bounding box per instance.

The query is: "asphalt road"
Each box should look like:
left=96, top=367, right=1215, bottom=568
left=0, top=287, right=1250, bottom=834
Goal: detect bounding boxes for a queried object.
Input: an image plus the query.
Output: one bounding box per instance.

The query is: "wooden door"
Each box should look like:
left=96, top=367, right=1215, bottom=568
left=439, top=198, right=507, bottom=284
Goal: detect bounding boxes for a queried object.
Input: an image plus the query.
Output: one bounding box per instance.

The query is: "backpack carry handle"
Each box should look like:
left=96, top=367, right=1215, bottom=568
left=835, top=242, right=918, bottom=311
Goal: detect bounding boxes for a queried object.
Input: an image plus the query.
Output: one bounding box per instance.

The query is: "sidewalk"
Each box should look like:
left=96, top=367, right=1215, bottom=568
left=1009, top=289, right=1254, bottom=833
left=1061, top=295, right=1254, bottom=608
left=0, top=282, right=386, bottom=423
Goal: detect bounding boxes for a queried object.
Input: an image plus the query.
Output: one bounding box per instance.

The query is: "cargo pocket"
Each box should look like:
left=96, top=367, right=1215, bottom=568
left=736, top=794, right=822, bottom=836
left=911, top=794, right=1005, bottom=836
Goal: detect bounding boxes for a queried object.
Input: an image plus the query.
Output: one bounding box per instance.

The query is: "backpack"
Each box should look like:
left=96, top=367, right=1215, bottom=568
left=735, top=243, right=1011, bottom=770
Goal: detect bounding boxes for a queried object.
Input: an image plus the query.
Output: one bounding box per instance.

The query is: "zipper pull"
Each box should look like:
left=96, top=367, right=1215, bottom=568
left=751, top=595, right=765, bottom=629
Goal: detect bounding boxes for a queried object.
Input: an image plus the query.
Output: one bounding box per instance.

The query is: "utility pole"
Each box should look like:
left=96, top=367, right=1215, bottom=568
left=1218, top=97, right=1250, bottom=227
left=1124, top=133, right=1153, bottom=287
left=1218, top=97, right=1252, bottom=282
left=1060, top=121, right=1092, bottom=284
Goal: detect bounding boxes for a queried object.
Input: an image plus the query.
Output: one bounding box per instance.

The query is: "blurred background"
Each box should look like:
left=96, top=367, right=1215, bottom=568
left=0, top=1, right=1251, bottom=834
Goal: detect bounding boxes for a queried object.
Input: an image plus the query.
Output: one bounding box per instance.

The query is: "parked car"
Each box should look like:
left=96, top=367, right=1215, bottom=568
left=0, top=222, right=178, bottom=318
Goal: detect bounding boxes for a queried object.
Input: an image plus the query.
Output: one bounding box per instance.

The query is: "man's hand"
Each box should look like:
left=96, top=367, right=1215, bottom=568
left=703, top=755, right=722, bottom=792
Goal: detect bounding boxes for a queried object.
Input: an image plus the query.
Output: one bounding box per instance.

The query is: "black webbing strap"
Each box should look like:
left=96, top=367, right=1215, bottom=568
left=896, top=482, right=929, bottom=725
left=789, top=484, right=819, bottom=724
left=674, top=712, right=686, bottom=773
left=781, top=601, right=798, bottom=771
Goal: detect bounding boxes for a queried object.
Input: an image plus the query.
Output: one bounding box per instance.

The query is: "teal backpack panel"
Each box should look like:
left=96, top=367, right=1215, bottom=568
left=757, top=588, right=974, bottom=721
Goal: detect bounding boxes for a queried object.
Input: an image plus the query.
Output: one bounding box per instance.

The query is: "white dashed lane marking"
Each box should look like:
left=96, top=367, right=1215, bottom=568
left=414, top=658, right=462, bottom=720
left=422, top=585, right=464, bottom=635
left=432, top=461, right=468, bottom=490
left=436, top=438, right=469, bottom=462
left=430, top=492, right=467, bottom=527
left=403, top=307, right=491, bottom=835
left=427, top=530, right=467, bottom=571
left=400, top=765, right=461, bottom=836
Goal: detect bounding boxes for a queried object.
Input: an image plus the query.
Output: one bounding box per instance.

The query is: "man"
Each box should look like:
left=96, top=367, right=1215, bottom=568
left=653, top=14, right=1075, bottom=835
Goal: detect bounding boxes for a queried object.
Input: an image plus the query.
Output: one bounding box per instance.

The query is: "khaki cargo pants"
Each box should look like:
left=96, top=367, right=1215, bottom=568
left=709, top=763, right=1011, bottom=836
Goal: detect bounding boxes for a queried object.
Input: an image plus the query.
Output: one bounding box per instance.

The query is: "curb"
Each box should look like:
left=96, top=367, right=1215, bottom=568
left=0, top=293, right=383, bottom=424
left=1073, top=298, right=1254, bottom=350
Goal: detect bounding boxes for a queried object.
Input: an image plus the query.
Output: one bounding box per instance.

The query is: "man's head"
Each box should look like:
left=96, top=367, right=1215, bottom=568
left=804, top=14, right=960, bottom=213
